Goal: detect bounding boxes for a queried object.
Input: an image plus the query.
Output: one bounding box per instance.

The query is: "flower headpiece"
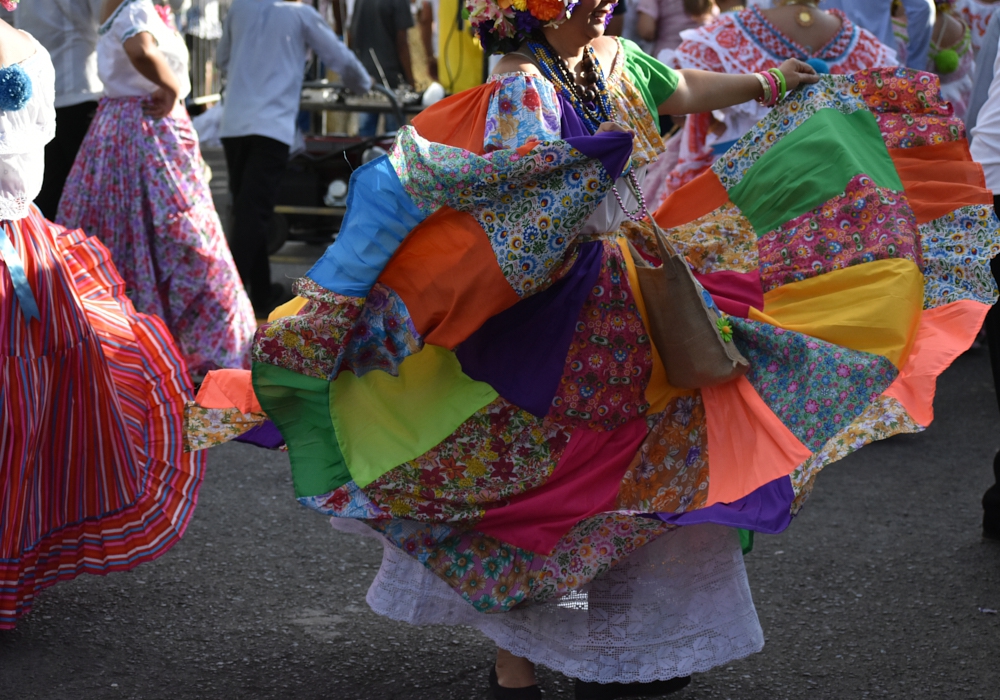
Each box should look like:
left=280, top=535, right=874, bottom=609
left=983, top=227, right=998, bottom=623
left=469, top=0, right=617, bottom=55
left=1, top=0, right=19, bottom=11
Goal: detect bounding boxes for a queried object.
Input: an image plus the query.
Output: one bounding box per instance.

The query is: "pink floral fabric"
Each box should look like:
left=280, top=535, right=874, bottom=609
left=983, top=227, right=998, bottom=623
left=758, top=174, right=921, bottom=293
left=370, top=511, right=671, bottom=612
left=253, top=277, right=366, bottom=380
left=58, top=97, right=255, bottom=373
left=364, top=397, right=572, bottom=523
left=549, top=240, right=653, bottom=431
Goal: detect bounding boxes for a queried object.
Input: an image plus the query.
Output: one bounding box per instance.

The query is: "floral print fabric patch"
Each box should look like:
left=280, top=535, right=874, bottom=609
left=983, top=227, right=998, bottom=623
left=758, top=174, right=920, bottom=293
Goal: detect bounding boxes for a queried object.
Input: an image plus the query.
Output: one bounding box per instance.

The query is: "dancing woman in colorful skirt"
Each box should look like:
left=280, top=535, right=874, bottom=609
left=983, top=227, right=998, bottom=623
left=186, top=0, right=999, bottom=697
left=0, top=13, right=204, bottom=629
left=57, top=0, right=255, bottom=375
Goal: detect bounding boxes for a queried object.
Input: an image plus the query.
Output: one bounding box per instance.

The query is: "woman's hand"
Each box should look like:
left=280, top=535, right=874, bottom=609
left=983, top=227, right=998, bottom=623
left=596, top=121, right=633, bottom=135
left=777, top=58, right=820, bottom=91
left=123, top=31, right=182, bottom=119
left=144, top=85, right=178, bottom=119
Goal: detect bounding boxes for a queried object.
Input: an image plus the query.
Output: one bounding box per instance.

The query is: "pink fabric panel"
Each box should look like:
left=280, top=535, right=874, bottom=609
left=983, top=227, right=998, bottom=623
left=884, top=300, right=990, bottom=427
left=476, top=419, right=649, bottom=555
left=693, top=268, right=764, bottom=318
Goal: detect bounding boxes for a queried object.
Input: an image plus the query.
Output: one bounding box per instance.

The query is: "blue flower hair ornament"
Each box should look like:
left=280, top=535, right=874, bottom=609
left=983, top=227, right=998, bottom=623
left=0, top=64, right=32, bottom=112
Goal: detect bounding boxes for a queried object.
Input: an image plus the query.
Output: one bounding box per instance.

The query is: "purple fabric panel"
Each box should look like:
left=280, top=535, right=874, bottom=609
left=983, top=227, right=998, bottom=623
left=565, top=132, right=634, bottom=181
left=558, top=94, right=592, bottom=138
left=455, top=241, right=604, bottom=417
left=234, top=421, right=286, bottom=449
left=654, top=476, right=795, bottom=534
left=558, top=93, right=634, bottom=179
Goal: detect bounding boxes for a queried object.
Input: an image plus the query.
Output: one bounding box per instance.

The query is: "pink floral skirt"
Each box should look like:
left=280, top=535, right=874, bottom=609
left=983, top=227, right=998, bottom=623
left=58, top=96, right=255, bottom=373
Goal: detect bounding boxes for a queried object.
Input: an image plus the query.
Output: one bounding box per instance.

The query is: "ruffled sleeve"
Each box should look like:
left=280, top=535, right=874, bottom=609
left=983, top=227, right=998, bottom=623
left=109, top=0, right=164, bottom=45
left=620, top=38, right=679, bottom=117
left=483, top=74, right=562, bottom=152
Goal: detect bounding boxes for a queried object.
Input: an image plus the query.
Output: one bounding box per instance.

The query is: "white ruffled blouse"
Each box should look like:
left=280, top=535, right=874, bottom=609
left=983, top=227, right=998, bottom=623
left=0, top=35, right=56, bottom=221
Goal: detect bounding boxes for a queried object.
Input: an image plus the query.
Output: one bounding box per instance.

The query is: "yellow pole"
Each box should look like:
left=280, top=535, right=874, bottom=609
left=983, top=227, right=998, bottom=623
left=437, top=0, right=486, bottom=93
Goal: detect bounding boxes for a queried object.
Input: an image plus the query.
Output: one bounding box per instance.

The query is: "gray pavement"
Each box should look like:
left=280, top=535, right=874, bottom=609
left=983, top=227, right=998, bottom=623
left=3, top=339, right=1000, bottom=699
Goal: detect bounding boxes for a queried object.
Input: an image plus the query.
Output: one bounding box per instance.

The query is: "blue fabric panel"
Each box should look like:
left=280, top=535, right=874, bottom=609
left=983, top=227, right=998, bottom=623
left=306, top=156, right=426, bottom=297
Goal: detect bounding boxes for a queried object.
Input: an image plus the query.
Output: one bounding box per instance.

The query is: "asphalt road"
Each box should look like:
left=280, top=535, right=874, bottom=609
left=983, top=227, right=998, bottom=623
left=3, top=340, right=1000, bottom=700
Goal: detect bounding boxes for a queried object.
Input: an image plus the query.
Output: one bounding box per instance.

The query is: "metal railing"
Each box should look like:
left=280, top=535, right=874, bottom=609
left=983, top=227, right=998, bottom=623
left=177, top=0, right=231, bottom=104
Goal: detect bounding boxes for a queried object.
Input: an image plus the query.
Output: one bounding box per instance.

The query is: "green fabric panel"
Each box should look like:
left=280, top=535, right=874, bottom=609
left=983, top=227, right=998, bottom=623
left=739, top=528, right=754, bottom=555
left=621, top=38, right=679, bottom=118
left=252, top=362, right=350, bottom=497
left=729, top=109, right=903, bottom=236
left=330, top=345, right=498, bottom=488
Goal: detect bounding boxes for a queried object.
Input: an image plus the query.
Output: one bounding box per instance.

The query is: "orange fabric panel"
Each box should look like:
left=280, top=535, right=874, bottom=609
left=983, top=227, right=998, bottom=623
left=653, top=170, right=730, bottom=229
left=702, top=376, right=812, bottom=507
left=410, top=84, right=495, bottom=155
left=889, top=141, right=993, bottom=224
left=196, top=369, right=262, bottom=413
left=884, top=299, right=990, bottom=427
left=378, top=206, right=521, bottom=349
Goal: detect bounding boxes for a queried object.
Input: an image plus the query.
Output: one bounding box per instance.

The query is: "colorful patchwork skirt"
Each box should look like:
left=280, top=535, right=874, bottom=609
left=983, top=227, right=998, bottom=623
left=187, top=69, right=998, bottom=644
left=57, top=96, right=255, bottom=374
left=0, top=207, right=205, bottom=628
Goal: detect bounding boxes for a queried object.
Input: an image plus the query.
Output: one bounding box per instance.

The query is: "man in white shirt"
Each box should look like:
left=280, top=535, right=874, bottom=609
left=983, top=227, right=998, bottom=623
left=15, top=0, right=104, bottom=218
left=820, top=0, right=935, bottom=70
left=967, top=12, right=1000, bottom=541
left=218, top=0, right=371, bottom=316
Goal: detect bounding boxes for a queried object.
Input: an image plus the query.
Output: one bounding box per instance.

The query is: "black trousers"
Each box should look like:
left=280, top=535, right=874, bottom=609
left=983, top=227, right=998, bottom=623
left=221, top=134, right=290, bottom=311
left=38, top=101, right=98, bottom=219
left=984, top=241, right=1000, bottom=533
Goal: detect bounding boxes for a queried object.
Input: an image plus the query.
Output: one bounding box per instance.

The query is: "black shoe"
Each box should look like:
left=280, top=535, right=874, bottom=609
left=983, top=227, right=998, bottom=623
left=984, top=451, right=1000, bottom=541
left=253, top=282, right=293, bottom=319
left=489, top=665, right=541, bottom=700
left=574, top=676, right=691, bottom=700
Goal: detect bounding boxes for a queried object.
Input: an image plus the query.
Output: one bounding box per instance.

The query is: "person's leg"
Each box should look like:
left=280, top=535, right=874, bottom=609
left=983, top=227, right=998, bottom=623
left=494, top=648, right=537, bottom=688
left=222, top=135, right=250, bottom=229
left=37, top=101, right=98, bottom=219
left=983, top=251, right=1000, bottom=540
left=224, top=134, right=289, bottom=313
left=358, top=111, right=380, bottom=137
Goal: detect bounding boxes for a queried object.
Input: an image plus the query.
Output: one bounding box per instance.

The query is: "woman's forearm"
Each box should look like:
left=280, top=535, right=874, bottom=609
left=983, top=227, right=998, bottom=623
left=123, top=32, right=180, bottom=94
left=659, top=60, right=819, bottom=115
left=659, top=69, right=763, bottom=115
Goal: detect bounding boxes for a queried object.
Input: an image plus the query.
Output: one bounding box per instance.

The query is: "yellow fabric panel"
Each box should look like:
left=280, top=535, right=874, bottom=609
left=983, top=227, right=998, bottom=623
left=616, top=236, right=696, bottom=413
left=750, top=259, right=924, bottom=368
left=267, top=295, right=309, bottom=322
left=330, top=344, right=498, bottom=487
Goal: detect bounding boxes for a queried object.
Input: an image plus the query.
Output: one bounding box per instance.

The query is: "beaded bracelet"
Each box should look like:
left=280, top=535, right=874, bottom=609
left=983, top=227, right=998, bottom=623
left=760, top=70, right=779, bottom=107
left=754, top=72, right=772, bottom=106
left=767, top=67, right=787, bottom=102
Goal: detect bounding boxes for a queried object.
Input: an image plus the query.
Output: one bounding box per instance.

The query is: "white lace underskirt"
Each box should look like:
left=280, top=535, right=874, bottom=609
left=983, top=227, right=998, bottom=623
left=331, top=519, right=764, bottom=683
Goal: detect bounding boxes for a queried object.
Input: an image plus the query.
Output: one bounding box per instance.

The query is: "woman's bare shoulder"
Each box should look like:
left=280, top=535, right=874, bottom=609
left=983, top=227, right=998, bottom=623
left=0, top=22, right=36, bottom=67
left=492, top=51, right=543, bottom=77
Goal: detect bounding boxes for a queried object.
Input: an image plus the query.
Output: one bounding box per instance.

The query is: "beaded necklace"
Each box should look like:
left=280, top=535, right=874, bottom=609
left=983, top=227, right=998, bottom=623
left=525, top=38, right=650, bottom=222
left=527, top=39, right=616, bottom=133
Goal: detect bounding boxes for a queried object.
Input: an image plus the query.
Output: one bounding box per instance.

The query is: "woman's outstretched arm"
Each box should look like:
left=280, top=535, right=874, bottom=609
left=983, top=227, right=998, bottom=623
left=659, top=59, right=819, bottom=115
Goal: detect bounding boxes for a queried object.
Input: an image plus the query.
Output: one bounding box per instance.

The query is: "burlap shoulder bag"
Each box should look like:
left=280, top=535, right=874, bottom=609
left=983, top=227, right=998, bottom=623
left=628, top=218, right=749, bottom=389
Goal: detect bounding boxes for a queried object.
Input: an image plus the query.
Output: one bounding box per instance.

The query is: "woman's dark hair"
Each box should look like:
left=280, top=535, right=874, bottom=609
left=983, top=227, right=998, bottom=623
left=683, top=0, right=713, bottom=15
